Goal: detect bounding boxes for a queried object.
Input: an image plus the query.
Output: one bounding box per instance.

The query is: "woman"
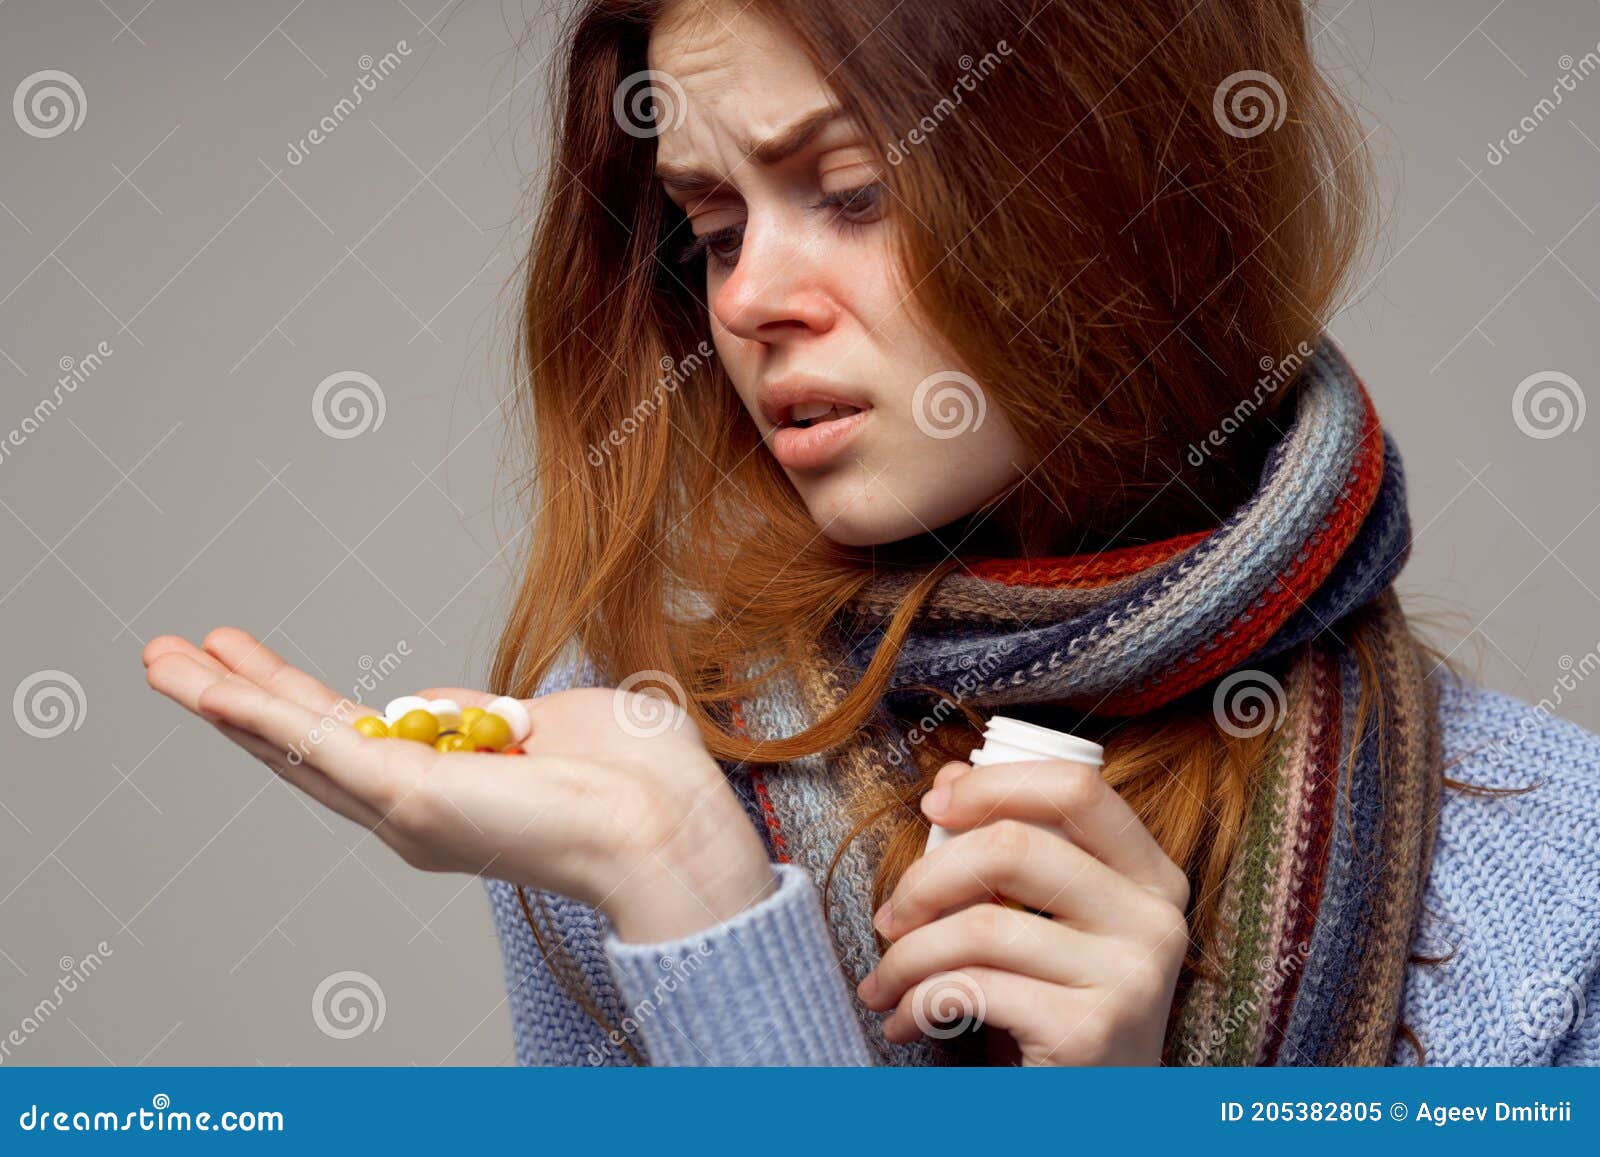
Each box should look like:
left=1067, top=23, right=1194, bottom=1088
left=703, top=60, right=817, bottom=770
left=143, top=0, right=1600, bottom=1066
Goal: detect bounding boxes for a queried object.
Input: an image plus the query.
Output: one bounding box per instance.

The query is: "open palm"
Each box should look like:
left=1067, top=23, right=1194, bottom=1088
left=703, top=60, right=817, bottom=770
left=141, top=628, right=773, bottom=940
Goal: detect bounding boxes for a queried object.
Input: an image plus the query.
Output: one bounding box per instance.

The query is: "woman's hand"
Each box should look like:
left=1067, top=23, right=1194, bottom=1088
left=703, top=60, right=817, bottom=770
left=141, top=627, right=776, bottom=942
left=856, top=758, right=1191, bottom=1066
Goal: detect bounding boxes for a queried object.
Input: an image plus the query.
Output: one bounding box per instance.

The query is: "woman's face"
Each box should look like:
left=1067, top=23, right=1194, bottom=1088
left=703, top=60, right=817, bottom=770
left=647, top=2, right=1032, bottom=547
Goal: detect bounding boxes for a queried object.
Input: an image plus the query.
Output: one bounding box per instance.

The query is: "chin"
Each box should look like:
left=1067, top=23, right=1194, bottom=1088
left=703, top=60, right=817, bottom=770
left=815, top=517, right=906, bottom=547
left=796, top=476, right=938, bottom=547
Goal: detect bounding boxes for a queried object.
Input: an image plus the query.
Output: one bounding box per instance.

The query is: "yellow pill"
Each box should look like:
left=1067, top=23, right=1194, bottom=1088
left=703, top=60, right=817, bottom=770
left=435, top=732, right=476, bottom=753
left=465, top=712, right=513, bottom=751
left=461, top=706, right=485, bottom=728
left=352, top=715, right=389, bottom=739
left=392, top=709, right=440, bottom=744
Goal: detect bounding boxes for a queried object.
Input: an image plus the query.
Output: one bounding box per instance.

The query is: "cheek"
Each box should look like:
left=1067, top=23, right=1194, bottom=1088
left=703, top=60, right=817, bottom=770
left=881, top=419, right=1031, bottom=533
left=708, top=312, right=760, bottom=418
left=891, top=409, right=1030, bottom=490
left=870, top=363, right=1034, bottom=523
left=832, top=236, right=902, bottom=328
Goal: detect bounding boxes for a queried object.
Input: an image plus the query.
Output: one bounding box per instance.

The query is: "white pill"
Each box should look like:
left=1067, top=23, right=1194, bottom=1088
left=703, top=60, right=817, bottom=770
left=426, top=698, right=463, bottom=729
left=383, top=695, right=431, bottom=725
left=486, top=695, right=532, bottom=743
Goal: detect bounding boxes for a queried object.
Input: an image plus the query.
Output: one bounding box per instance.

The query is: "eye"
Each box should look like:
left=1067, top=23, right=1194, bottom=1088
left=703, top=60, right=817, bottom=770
left=817, top=181, right=885, bottom=226
left=669, top=181, right=886, bottom=272
left=674, top=222, right=743, bottom=270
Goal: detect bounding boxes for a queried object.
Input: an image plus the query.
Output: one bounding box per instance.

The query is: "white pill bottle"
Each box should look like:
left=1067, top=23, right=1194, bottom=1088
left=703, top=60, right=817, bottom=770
left=922, top=714, right=1105, bottom=855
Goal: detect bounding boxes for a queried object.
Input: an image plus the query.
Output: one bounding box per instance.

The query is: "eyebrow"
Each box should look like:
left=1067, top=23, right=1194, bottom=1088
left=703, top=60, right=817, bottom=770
left=655, top=106, right=852, bottom=195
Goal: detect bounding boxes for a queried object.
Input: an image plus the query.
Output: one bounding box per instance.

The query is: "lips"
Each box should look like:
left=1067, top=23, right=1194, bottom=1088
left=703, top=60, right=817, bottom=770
left=770, top=408, right=870, bottom=470
left=783, top=400, right=866, bottom=428
left=759, top=378, right=869, bottom=423
left=759, top=379, right=872, bottom=470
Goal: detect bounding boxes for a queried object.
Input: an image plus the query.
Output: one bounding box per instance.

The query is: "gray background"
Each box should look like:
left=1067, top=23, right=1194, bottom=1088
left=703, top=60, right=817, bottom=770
left=1, top=1, right=1596, bottom=1065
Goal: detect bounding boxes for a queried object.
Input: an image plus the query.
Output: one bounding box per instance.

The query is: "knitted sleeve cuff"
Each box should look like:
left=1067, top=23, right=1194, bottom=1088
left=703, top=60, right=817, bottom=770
left=601, top=861, right=877, bottom=1066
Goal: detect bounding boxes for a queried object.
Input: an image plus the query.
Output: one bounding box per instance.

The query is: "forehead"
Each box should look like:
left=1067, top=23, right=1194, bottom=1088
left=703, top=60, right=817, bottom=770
left=648, top=2, right=832, bottom=163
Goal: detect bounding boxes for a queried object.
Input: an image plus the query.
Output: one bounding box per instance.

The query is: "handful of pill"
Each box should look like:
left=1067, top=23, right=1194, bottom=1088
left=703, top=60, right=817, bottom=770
left=350, top=695, right=533, bottom=754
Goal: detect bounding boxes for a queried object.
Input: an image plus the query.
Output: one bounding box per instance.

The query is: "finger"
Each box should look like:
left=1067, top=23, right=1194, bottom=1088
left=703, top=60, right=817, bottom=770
left=881, top=819, right=1175, bottom=940
left=880, top=965, right=1042, bottom=1046
left=143, top=635, right=229, bottom=676
left=883, top=965, right=1121, bottom=1063
left=929, top=759, right=972, bottom=789
left=202, top=627, right=362, bottom=719
left=211, top=720, right=384, bottom=829
left=860, top=902, right=1112, bottom=1011
left=414, top=686, right=499, bottom=709
left=150, top=652, right=410, bottom=804
left=148, top=649, right=232, bottom=716
left=921, top=758, right=1189, bottom=908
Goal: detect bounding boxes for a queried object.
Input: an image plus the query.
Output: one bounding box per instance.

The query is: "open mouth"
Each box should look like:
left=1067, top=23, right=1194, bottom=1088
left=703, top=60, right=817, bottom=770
left=781, top=401, right=866, bottom=429
left=769, top=402, right=871, bottom=470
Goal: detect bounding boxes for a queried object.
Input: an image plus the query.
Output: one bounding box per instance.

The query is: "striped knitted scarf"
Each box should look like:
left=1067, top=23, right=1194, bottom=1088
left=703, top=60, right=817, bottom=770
left=728, top=336, right=1443, bottom=1066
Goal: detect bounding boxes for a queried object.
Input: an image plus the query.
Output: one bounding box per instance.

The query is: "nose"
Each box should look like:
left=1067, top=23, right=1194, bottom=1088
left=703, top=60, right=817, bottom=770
left=710, top=222, right=839, bottom=344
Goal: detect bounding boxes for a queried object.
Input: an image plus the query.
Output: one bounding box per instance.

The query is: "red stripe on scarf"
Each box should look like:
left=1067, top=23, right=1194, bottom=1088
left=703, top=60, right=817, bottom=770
left=965, top=528, right=1212, bottom=588
left=751, top=772, right=791, bottom=864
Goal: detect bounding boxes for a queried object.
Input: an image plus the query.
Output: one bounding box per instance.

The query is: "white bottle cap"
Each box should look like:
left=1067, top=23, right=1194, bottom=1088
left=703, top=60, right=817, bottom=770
left=969, top=715, right=1104, bottom=768
left=922, top=715, right=1104, bottom=856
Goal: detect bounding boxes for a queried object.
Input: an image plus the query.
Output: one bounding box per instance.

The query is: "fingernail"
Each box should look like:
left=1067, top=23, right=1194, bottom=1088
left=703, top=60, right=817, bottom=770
left=857, top=972, right=878, bottom=1001
left=921, top=785, right=951, bottom=814
left=873, top=901, right=892, bottom=933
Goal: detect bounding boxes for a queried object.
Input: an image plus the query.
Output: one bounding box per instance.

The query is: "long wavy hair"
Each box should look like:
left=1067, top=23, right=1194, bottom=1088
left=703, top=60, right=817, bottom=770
left=490, top=0, right=1534, bottom=1065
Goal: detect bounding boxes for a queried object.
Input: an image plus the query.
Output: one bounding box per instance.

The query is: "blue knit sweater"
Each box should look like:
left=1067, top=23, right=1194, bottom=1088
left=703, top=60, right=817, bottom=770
left=482, top=649, right=1600, bottom=1066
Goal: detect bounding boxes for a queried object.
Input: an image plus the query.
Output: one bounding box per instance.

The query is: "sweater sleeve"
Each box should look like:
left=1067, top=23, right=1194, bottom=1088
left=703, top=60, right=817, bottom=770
left=601, top=860, right=878, bottom=1065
